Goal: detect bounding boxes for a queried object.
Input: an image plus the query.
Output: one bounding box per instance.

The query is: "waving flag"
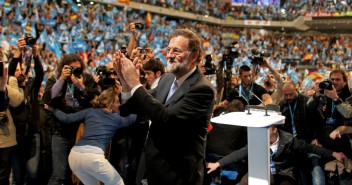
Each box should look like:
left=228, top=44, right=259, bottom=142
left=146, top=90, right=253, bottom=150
left=44, top=20, right=57, bottom=27
left=21, top=17, right=28, bottom=29
left=146, top=12, right=152, bottom=27
left=9, top=34, right=19, bottom=46
left=94, top=34, right=103, bottom=42
left=19, top=0, right=27, bottom=8
left=59, top=31, right=71, bottom=44
left=37, top=30, right=48, bottom=43
left=96, top=42, right=105, bottom=53
left=3, top=4, right=14, bottom=13
left=72, top=39, right=88, bottom=51
left=33, top=0, right=43, bottom=5
left=46, top=36, right=62, bottom=59
left=70, top=3, right=80, bottom=14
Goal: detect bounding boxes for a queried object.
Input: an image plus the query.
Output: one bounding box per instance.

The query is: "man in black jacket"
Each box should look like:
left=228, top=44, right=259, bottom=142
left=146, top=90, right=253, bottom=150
left=115, top=29, right=215, bottom=185
left=307, top=69, right=352, bottom=158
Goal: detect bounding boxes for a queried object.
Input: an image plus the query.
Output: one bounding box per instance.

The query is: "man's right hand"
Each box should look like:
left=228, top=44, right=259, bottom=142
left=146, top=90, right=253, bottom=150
left=59, top=65, right=71, bottom=80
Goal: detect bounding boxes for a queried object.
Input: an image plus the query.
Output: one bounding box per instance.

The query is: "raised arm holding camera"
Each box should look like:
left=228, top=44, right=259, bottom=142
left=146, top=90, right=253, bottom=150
left=307, top=69, right=352, bottom=158
left=43, top=53, right=98, bottom=185
left=6, top=36, right=45, bottom=185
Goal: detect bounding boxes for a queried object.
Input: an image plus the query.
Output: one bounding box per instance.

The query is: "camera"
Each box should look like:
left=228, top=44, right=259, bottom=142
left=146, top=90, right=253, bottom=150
left=249, top=49, right=270, bottom=65
left=24, top=34, right=36, bottom=46
left=319, top=79, right=333, bottom=93
left=134, top=22, right=145, bottom=29
left=138, top=48, right=146, bottom=54
left=70, top=66, right=83, bottom=77
left=95, top=65, right=117, bottom=89
left=204, top=52, right=215, bottom=75
left=223, top=42, right=239, bottom=66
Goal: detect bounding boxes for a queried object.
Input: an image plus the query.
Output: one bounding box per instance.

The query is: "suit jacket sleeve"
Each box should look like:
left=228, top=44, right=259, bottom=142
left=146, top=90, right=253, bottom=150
left=218, top=145, right=248, bottom=167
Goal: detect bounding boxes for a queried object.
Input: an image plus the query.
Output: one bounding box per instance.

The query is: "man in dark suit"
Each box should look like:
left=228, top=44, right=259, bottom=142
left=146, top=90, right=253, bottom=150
left=114, top=29, right=215, bottom=185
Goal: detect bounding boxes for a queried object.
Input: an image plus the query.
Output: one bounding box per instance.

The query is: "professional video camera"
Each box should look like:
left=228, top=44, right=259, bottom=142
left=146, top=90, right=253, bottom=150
left=214, top=42, right=240, bottom=102
left=319, top=79, right=333, bottom=93
left=222, top=42, right=240, bottom=68
left=204, top=52, right=215, bottom=75
left=95, top=65, right=117, bottom=89
left=249, top=49, right=270, bottom=65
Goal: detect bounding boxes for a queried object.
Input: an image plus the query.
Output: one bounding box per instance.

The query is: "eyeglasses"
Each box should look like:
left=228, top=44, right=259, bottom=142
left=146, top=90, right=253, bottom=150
left=165, top=47, right=189, bottom=56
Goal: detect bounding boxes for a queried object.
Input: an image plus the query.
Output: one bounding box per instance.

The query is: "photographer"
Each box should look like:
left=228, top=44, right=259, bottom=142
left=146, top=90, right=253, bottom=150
left=215, top=65, right=272, bottom=110
left=94, top=62, right=121, bottom=92
left=307, top=69, right=352, bottom=158
left=43, top=54, right=98, bottom=185
left=0, top=64, right=17, bottom=185
left=260, top=59, right=284, bottom=104
left=126, top=22, right=148, bottom=58
left=130, top=47, right=154, bottom=64
left=7, top=37, right=44, bottom=185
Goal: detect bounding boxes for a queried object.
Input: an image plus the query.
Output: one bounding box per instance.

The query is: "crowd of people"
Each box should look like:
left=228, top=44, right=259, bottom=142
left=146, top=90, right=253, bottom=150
left=1, top=0, right=352, bottom=185
left=132, top=0, right=352, bottom=20
left=1, top=0, right=352, bottom=90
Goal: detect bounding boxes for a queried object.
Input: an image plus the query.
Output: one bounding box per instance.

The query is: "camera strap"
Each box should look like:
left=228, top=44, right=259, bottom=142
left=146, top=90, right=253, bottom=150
left=288, top=100, right=297, bottom=137
left=330, top=101, right=335, bottom=118
left=239, top=83, right=254, bottom=102
left=67, top=83, right=75, bottom=99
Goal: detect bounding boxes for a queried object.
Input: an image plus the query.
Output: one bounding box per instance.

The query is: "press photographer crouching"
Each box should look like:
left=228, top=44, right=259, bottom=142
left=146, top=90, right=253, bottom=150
left=307, top=69, right=352, bottom=159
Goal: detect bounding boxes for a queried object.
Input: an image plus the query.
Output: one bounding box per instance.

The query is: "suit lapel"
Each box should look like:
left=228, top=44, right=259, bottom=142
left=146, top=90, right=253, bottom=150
left=155, top=73, right=175, bottom=104
left=165, top=69, right=201, bottom=106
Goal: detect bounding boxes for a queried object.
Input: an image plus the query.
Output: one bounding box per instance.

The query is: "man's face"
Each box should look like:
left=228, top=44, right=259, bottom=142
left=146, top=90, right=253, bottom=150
left=166, top=36, right=193, bottom=76
left=240, top=71, right=252, bottom=87
left=264, top=74, right=275, bottom=88
left=282, top=85, right=297, bottom=103
left=330, top=73, right=346, bottom=91
left=144, top=70, right=157, bottom=86
left=14, top=63, right=25, bottom=78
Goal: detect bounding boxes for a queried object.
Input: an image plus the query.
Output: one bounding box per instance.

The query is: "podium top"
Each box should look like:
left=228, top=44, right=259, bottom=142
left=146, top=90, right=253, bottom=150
left=211, top=111, right=285, bottom=128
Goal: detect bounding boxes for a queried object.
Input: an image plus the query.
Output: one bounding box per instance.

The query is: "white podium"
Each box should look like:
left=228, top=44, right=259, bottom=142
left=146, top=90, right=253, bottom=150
left=211, top=108, right=285, bottom=185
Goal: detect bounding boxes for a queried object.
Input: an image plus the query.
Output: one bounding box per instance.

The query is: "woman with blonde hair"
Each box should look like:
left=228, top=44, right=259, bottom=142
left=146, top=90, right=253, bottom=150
left=45, top=88, right=136, bottom=185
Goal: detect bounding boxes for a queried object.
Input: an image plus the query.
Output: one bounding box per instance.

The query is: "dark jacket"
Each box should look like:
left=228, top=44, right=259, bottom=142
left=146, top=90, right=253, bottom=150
left=218, top=130, right=334, bottom=178
left=43, top=73, right=97, bottom=137
left=278, top=93, right=313, bottom=142
left=126, top=68, right=215, bottom=185
left=307, top=84, right=352, bottom=157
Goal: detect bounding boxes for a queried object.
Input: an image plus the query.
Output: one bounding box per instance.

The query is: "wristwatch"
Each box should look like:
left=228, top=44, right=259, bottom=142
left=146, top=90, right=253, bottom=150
left=333, top=98, right=343, bottom=105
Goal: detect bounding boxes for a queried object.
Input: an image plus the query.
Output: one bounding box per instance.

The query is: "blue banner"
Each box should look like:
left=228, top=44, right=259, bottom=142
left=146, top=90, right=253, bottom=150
left=37, top=30, right=48, bottom=43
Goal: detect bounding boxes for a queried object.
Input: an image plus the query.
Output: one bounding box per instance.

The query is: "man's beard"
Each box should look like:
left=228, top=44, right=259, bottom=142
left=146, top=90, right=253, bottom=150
left=166, top=57, right=189, bottom=75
